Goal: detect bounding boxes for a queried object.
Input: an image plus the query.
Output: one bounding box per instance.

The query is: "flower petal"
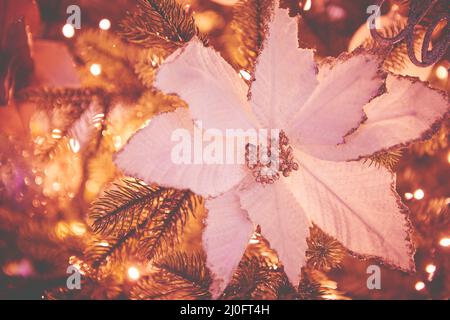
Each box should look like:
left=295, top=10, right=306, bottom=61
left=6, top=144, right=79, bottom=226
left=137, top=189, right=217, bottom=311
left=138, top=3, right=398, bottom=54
left=286, top=149, right=414, bottom=271
left=114, top=108, right=246, bottom=197
left=299, top=74, right=450, bottom=161
left=155, top=39, right=258, bottom=131
left=203, top=189, right=254, bottom=298
left=238, top=178, right=310, bottom=286
left=250, top=7, right=318, bottom=129
left=288, top=49, right=386, bottom=147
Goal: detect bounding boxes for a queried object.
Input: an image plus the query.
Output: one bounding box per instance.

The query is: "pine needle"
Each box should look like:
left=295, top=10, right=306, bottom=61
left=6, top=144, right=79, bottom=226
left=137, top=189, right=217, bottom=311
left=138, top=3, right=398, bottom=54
left=120, top=0, right=207, bottom=51
left=222, top=255, right=295, bottom=299
left=87, top=178, right=200, bottom=269
left=130, top=252, right=211, bottom=300
left=364, top=148, right=403, bottom=171
left=139, top=189, right=200, bottom=260
left=306, top=225, right=346, bottom=271
left=74, top=30, right=144, bottom=98
left=89, top=178, right=165, bottom=236
left=16, top=87, right=107, bottom=161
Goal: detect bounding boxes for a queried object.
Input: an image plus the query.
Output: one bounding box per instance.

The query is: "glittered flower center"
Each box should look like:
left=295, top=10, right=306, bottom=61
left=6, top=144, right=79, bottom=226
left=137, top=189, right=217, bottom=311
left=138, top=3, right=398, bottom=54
left=245, top=130, right=299, bottom=184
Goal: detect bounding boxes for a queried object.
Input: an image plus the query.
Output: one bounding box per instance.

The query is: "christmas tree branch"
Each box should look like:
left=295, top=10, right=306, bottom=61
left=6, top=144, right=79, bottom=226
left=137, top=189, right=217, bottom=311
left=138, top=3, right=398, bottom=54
left=120, top=0, right=207, bottom=51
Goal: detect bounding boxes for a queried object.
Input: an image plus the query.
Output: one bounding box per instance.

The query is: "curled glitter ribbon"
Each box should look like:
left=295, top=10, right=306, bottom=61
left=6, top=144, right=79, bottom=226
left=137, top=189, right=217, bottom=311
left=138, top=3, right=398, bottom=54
left=370, top=0, right=449, bottom=67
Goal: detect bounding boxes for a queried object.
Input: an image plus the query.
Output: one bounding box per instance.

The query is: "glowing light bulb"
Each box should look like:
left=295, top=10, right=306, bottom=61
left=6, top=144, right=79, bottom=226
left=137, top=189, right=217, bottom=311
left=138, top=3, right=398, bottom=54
left=415, top=281, right=425, bottom=291
left=70, top=222, right=87, bottom=236
left=99, top=19, right=111, bottom=30
left=303, top=0, right=312, bottom=11
left=425, top=264, right=436, bottom=274
left=51, top=129, right=62, bottom=139
left=404, top=192, right=413, bottom=200
left=69, top=138, right=81, bottom=153
left=239, top=69, right=251, bottom=81
left=62, top=24, right=75, bottom=38
left=439, top=237, right=450, bottom=247
left=128, top=266, right=140, bottom=280
left=413, top=189, right=424, bottom=200
left=99, top=241, right=109, bottom=247
left=52, top=182, right=61, bottom=192
left=90, top=64, right=102, bottom=76
left=436, top=65, right=448, bottom=80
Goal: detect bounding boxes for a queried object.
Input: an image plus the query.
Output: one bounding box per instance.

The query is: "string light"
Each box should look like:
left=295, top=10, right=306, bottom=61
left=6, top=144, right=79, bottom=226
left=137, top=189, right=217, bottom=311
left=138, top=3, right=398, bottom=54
left=90, top=64, right=102, bottom=76
left=303, top=0, right=312, bottom=11
left=69, top=138, right=81, bottom=153
left=414, top=281, right=425, bottom=291
left=435, top=65, right=448, bottom=80
left=51, top=129, right=62, bottom=139
left=439, top=237, right=450, bottom=247
left=239, top=69, right=251, bottom=81
left=413, top=189, right=424, bottom=200
left=34, top=176, right=43, bottom=185
left=99, top=241, right=109, bottom=247
left=70, top=222, right=87, bottom=236
left=128, top=266, right=140, bottom=280
left=426, top=264, right=436, bottom=273
left=113, top=136, right=123, bottom=150
left=62, top=24, right=75, bottom=38
left=52, top=182, right=61, bottom=191
left=404, top=192, right=413, bottom=200
left=99, top=19, right=111, bottom=31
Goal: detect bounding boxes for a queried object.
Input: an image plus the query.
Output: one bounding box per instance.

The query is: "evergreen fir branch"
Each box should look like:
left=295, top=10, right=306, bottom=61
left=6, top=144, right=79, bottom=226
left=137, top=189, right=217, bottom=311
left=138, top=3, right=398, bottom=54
left=84, top=232, right=140, bottom=272
left=89, top=178, right=165, bottom=236
left=298, top=269, right=349, bottom=300
left=134, top=49, right=166, bottom=88
left=120, top=0, right=207, bottom=50
left=45, top=276, right=123, bottom=300
left=75, top=30, right=144, bottom=98
left=139, top=189, right=200, bottom=260
left=16, top=88, right=107, bottom=161
left=87, top=182, right=200, bottom=270
left=230, top=0, right=274, bottom=72
left=364, top=148, right=403, bottom=171
left=306, top=225, right=346, bottom=271
left=222, top=255, right=295, bottom=300
left=130, top=252, right=211, bottom=300
left=16, top=87, right=105, bottom=108
left=297, top=269, right=328, bottom=300
left=412, top=123, right=449, bottom=156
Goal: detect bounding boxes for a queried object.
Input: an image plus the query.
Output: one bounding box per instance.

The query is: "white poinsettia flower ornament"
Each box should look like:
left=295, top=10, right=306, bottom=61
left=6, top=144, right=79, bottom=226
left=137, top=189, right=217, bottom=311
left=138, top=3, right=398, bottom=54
left=115, top=6, right=449, bottom=297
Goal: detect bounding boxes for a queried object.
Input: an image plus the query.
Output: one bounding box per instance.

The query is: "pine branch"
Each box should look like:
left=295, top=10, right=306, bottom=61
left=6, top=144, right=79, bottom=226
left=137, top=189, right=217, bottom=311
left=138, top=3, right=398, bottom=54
left=87, top=178, right=200, bottom=271
left=364, top=148, right=403, bottom=171
left=16, top=88, right=107, bottom=161
left=130, top=252, right=211, bottom=300
left=298, top=269, right=349, bottom=300
left=84, top=232, right=140, bottom=272
left=139, top=189, right=200, bottom=260
left=412, top=122, right=449, bottom=156
left=89, top=178, right=165, bottom=236
left=45, top=275, right=123, bottom=300
left=230, top=0, right=274, bottom=72
left=297, top=269, right=328, bottom=300
left=120, top=0, right=207, bottom=51
left=75, top=30, right=144, bottom=98
left=306, top=225, right=346, bottom=271
left=222, top=255, right=295, bottom=300
left=17, top=87, right=105, bottom=108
